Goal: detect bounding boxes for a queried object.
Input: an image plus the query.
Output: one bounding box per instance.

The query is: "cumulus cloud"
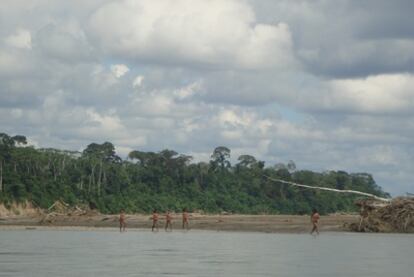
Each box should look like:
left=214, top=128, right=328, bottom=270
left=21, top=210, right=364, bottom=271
left=110, top=64, right=129, bottom=78
left=173, top=81, right=202, bottom=100
left=132, top=75, right=144, bottom=88
left=1, top=0, right=413, bottom=196
left=250, top=0, right=414, bottom=78
left=327, top=74, right=414, bottom=114
left=88, top=0, right=296, bottom=70
left=296, top=74, right=414, bottom=116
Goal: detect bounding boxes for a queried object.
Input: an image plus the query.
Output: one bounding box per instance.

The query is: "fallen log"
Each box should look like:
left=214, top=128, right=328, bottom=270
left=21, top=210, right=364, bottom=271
left=47, top=200, right=70, bottom=212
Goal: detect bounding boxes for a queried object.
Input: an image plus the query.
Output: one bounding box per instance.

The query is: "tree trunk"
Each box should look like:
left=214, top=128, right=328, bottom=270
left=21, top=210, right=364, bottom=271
left=102, top=168, right=107, bottom=193
left=279, top=186, right=285, bottom=200
left=62, top=156, right=66, bottom=172
left=89, top=164, right=96, bottom=193
left=35, top=162, right=40, bottom=176
left=52, top=161, right=57, bottom=181
left=97, top=160, right=103, bottom=195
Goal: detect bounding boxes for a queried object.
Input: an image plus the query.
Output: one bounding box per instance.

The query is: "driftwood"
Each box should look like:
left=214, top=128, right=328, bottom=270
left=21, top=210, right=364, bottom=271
left=40, top=200, right=100, bottom=224
left=264, top=176, right=414, bottom=233
left=40, top=211, right=64, bottom=224
left=350, top=197, right=414, bottom=233
left=48, top=200, right=70, bottom=212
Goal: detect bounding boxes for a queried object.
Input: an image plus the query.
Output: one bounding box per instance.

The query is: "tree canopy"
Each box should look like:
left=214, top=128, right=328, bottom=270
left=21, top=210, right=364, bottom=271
left=0, top=132, right=390, bottom=214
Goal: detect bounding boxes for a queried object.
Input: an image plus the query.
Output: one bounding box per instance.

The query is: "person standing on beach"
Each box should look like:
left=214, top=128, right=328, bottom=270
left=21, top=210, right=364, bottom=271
left=151, top=209, right=159, bottom=232
left=182, top=208, right=190, bottom=230
left=165, top=211, right=173, bottom=232
left=119, top=209, right=126, bottom=232
left=310, top=208, right=320, bottom=235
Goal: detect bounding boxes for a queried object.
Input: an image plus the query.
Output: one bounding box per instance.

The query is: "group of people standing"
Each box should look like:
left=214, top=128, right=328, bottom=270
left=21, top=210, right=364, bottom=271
left=119, top=208, right=320, bottom=235
left=119, top=208, right=190, bottom=232
left=151, top=209, right=190, bottom=232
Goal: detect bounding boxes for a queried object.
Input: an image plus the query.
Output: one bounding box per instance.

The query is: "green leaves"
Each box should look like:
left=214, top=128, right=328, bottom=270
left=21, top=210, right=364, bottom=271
left=0, top=132, right=390, bottom=215
left=210, top=146, right=231, bottom=171
left=83, top=142, right=121, bottom=163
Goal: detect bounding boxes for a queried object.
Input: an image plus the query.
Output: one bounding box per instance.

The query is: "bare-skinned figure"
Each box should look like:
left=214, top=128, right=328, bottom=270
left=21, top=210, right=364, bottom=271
left=165, top=210, right=173, bottom=232
left=119, top=209, right=126, bottom=232
left=151, top=209, right=159, bottom=232
left=310, top=208, right=320, bottom=235
left=182, top=208, right=190, bottom=230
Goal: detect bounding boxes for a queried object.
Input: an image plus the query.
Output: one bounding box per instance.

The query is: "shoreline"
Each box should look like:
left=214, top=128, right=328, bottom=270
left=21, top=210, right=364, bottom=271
left=0, top=213, right=359, bottom=233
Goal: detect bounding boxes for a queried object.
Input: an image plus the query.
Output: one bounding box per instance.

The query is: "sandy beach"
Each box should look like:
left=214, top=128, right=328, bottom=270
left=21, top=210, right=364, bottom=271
left=0, top=213, right=359, bottom=233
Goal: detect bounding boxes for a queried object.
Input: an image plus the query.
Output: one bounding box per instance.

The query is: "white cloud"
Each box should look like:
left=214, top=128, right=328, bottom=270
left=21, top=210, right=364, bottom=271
left=296, top=73, right=414, bottom=116
left=90, top=64, right=119, bottom=89
left=86, top=109, right=124, bottom=132
left=110, top=64, right=129, bottom=78
left=132, top=75, right=144, bottom=88
left=89, top=0, right=296, bottom=69
left=2, top=0, right=414, bottom=196
left=115, top=145, right=133, bottom=157
left=5, top=28, right=32, bottom=49
left=327, top=74, right=414, bottom=114
left=216, top=110, right=253, bottom=127
left=173, top=81, right=202, bottom=99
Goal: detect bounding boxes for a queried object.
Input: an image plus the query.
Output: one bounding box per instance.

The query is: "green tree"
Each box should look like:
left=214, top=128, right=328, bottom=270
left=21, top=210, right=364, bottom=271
left=0, top=132, right=390, bottom=215
left=210, top=146, right=231, bottom=171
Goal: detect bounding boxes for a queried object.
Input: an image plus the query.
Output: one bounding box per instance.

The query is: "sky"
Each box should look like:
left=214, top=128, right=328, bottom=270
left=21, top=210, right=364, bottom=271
left=1, top=0, right=413, bottom=196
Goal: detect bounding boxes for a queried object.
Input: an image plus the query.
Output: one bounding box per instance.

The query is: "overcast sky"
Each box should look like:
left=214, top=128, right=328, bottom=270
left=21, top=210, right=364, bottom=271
left=1, top=0, right=413, bottom=196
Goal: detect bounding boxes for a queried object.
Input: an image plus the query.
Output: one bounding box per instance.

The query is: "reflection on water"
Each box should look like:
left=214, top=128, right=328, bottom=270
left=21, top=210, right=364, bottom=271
left=0, top=229, right=413, bottom=277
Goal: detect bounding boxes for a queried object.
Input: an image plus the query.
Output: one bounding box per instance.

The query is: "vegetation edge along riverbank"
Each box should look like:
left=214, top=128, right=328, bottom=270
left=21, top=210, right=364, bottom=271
left=1, top=132, right=390, bottom=216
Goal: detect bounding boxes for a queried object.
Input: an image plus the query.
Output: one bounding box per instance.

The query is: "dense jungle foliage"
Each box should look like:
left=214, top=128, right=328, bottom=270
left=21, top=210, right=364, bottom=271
left=0, top=132, right=390, bottom=214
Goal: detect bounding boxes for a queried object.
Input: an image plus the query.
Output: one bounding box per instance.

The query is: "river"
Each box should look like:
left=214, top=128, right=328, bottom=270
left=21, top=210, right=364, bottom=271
left=0, top=229, right=413, bottom=276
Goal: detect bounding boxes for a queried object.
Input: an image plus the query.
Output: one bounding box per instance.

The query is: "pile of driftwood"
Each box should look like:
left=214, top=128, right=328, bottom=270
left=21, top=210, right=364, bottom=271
left=264, top=176, right=414, bottom=233
left=40, top=200, right=99, bottom=224
left=350, top=197, right=414, bottom=233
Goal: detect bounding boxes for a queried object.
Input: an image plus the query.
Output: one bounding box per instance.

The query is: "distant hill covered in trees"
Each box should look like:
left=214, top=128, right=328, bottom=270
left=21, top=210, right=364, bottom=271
left=0, top=132, right=390, bottom=214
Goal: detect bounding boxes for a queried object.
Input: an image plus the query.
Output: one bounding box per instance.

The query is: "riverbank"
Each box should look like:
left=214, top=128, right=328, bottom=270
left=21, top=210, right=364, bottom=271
left=0, top=213, right=359, bottom=233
